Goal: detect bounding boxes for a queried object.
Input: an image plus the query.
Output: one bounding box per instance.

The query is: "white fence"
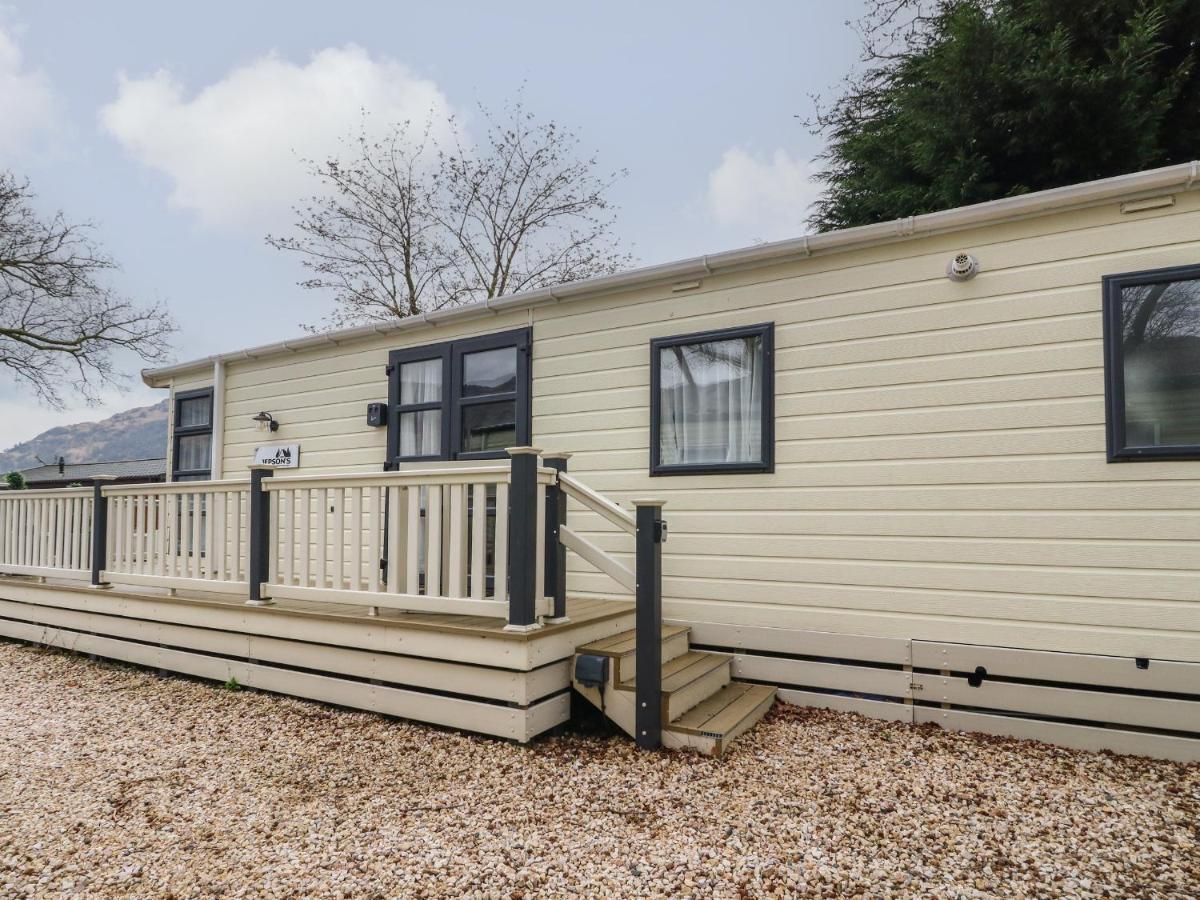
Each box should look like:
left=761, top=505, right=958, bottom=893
left=0, top=488, right=93, bottom=580
left=0, top=454, right=618, bottom=623
left=102, top=481, right=251, bottom=595
left=263, top=466, right=553, bottom=618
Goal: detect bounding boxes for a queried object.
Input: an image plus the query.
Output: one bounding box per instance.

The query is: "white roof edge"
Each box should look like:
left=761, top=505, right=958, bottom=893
left=142, top=161, right=1200, bottom=387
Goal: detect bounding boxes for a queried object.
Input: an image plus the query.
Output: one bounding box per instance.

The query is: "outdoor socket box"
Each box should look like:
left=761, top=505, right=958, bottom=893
left=366, top=402, right=387, bottom=427
left=574, top=654, right=609, bottom=688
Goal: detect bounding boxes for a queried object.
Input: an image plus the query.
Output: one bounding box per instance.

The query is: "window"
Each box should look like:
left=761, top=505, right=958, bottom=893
left=650, top=323, right=774, bottom=475
left=386, top=327, right=531, bottom=465
left=172, top=388, right=213, bottom=480
left=1104, top=265, right=1200, bottom=461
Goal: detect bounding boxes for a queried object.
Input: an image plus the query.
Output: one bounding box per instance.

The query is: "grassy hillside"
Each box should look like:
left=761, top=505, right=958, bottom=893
left=0, top=400, right=169, bottom=473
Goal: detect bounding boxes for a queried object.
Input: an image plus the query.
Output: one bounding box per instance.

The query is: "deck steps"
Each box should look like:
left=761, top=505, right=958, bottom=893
left=573, top=626, right=775, bottom=755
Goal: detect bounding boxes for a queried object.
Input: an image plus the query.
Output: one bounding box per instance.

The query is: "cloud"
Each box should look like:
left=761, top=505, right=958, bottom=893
left=707, top=147, right=822, bottom=242
left=0, top=20, right=59, bottom=158
left=99, top=45, right=456, bottom=229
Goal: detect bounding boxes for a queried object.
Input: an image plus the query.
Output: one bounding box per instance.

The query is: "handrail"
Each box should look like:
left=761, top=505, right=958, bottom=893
left=264, top=466, right=511, bottom=491
left=543, top=456, right=667, bottom=748
left=559, top=524, right=634, bottom=591
left=0, top=487, right=93, bottom=499
left=103, top=478, right=250, bottom=496
left=558, top=472, right=636, bottom=534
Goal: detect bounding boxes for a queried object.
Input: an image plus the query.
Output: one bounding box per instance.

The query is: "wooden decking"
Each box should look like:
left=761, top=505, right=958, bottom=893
left=0, top=575, right=634, bottom=741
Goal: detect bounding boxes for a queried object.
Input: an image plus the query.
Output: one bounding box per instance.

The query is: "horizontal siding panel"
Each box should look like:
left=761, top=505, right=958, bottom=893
left=661, top=597, right=1200, bottom=662
left=533, top=208, right=1200, bottom=350
left=649, top=511, right=1200, bottom=541
left=733, top=654, right=911, bottom=698
left=913, top=673, right=1200, bottom=733
left=911, top=641, right=1200, bottom=690
left=584, top=531, right=1200, bottom=569
left=778, top=689, right=913, bottom=722
left=916, top=707, right=1200, bottom=763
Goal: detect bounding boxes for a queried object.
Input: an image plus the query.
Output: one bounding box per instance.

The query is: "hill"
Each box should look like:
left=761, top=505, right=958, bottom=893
left=0, top=400, right=169, bottom=474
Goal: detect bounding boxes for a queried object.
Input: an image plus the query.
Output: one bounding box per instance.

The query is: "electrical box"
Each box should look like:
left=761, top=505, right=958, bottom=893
left=574, top=654, right=609, bottom=688
left=366, top=402, right=387, bottom=427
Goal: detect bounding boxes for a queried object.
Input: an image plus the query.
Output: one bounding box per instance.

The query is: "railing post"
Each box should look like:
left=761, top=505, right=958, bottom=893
left=504, top=447, right=542, bottom=632
left=633, top=499, right=666, bottom=750
left=247, top=465, right=275, bottom=606
left=90, top=476, right=116, bottom=588
left=542, top=452, right=571, bottom=623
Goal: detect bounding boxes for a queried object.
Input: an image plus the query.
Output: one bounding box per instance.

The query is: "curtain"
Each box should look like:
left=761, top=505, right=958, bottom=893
left=400, top=358, right=442, bottom=457
left=659, top=335, right=762, bottom=466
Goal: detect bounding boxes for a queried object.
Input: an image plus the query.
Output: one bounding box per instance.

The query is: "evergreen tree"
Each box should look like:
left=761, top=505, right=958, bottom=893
left=810, top=1, right=1200, bottom=231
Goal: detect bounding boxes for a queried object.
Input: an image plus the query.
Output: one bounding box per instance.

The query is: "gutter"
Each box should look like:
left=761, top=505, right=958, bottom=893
left=142, top=161, right=1200, bottom=387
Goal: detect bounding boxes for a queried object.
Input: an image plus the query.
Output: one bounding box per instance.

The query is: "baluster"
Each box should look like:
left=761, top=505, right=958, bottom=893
left=406, top=486, right=421, bottom=595
left=493, top=483, right=509, bottom=604
left=448, top=483, right=466, bottom=597
left=190, top=492, right=202, bottom=579
left=62, top=498, right=74, bottom=571
left=387, top=485, right=404, bottom=594
left=282, top=489, right=295, bottom=587
left=425, top=485, right=442, bottom=597
left=212, top=491, right=226, bottom=580
left=367, top=486, right=381, bottom=594
left=349, top=486, right=363, bottom=591
left=314, top=487, right=327, bottom=590
left=294, top=489, right=307, bottom=588
left=231, top=491, right=243, bottom=582
left=332, top=487, right=345, bottom=590
left=470, top=483, right=486, bottom=600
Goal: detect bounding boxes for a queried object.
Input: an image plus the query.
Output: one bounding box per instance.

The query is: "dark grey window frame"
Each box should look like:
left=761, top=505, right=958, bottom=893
left=385, top=326, right=532, bottom=467
left=649, top=322, right=775, bottom=476
left=172, top=387, right=214, bottom=480
left=1103, top=263, right=1200, bottom=462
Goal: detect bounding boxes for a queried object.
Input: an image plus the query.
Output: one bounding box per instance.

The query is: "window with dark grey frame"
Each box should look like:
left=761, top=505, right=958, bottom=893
left=172, top=388, right=214, bottom=481
left=650, top=322, right=774, bottom=476
left=386, top=327, right=532, bottom=465
left=1103, top=263, right=1200, bottom=461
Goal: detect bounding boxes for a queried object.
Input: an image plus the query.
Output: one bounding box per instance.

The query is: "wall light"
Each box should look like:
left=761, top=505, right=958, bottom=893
left=252, top=411, right=280, bottom=432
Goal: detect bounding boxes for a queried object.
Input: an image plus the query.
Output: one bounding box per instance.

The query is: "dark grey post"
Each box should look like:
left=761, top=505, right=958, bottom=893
left=89, top=475, right=116, bottom=587
left=247, top=465, right=274, bottom=606
left=542, top=452, right=571, bottom=623
left=504, top=447, right=541, bottom=632
left=634, top=499, right=666, bottom=750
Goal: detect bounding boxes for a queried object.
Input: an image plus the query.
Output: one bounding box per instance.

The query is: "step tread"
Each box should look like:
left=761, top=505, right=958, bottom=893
left=616, top=650, right=729, bottom=694
left=668, top=682, right=776, bottom=736
left=577, top=625, right=690, bottom=657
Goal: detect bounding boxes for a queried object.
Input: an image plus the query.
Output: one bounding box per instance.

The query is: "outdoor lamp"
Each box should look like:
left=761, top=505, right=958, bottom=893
left=252, top=411, right=280, bottom=432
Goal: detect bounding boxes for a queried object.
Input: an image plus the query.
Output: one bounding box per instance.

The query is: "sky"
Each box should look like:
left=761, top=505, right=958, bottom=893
left=0, top=0, right=867, bottom=447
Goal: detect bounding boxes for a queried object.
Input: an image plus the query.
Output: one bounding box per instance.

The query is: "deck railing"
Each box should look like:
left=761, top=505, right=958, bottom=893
left=259, top=464, right=548, bottom=619
left=101, top=480, right=251, bottom=595
left=0, top=487, right=94, bottom=580
left=545, top=455, right=667, bottom=748
left=0, top=447, right=667, bottom=744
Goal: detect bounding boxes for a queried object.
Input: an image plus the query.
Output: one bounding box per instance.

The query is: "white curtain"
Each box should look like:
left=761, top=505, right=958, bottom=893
left=400, top=358, right=442, bottom=457
left=659, top=336, right=763, bottom=466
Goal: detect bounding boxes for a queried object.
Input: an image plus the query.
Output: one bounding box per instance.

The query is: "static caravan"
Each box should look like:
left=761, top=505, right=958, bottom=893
left=4, top=164, right=1200, bottom=759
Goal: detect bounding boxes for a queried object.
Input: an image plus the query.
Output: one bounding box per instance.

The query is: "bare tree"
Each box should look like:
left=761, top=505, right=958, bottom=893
left=268, top=102, right=632, bottom=331
left=0, top=172, right=175, bottom=407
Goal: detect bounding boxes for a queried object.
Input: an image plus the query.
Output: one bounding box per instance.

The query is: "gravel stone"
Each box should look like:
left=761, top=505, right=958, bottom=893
left=0, top=641, right=1196, bottom=898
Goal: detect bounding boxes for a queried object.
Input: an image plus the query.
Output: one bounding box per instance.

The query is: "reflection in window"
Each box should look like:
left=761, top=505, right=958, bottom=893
left=1117, top=275, right=1200, bottom=451
left=462, top=347, right=517, bottom=396
left=652, top=324, right=773, bottom=473
left=462, top=401, right=517, bottom=453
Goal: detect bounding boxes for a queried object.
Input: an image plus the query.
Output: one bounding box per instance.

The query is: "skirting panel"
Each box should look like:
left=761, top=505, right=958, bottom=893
left=0, top=612, right=570, bottom=742
left=681, top=619, right=1200, bottom=763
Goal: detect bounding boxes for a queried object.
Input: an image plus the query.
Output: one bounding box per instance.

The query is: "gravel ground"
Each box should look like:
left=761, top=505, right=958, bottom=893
left=0, top=641, right=1196, bottom=899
